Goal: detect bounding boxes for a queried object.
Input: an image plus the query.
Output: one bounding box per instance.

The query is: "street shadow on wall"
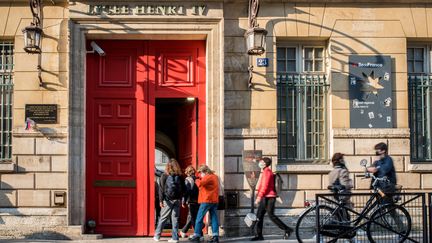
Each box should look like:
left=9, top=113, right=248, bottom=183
left=0, top=182, right=22, bottom=225
left=262, top=17, right=398, bottom=128
left=0, top=181, right=70, bottom=239
left=39, top=2, right=69, bottom=91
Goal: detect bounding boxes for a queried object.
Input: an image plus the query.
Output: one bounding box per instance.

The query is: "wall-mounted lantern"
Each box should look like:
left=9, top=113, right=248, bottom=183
left=245, top=27, right=267, bottom=55
left=23, top=25, right=43, bottom=54
left=245, top=0, right=267, bottom=88
left=22, top=0, right=44, bottom=86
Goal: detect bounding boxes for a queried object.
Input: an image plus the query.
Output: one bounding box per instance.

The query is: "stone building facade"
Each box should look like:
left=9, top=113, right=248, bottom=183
left=0, top=0, right=72, bottom=238
left=0, top=0, right=431, bottom=239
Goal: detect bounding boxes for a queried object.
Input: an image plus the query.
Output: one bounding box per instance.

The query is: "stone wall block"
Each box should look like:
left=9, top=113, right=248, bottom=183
left=224, top=139, right=254, bottom=156
left=288, top=174, right=322, bottom=190
left=17, top=156, right=51, bottom=172
left=388, top=139, right=410, bottom=155
left=224, top=174, right=248, bottom=190
left=354, top=139, right=387, bottom=155
left=397, top=173, right=421, bottom=189
left=1, top=173, right=34, bottom=189
left=392, top=156, right=405, bottom=172
left=333, top=139, right=354, bottom=155
left=35, top=138, right=67, bottom=155
left=305, top=190, right=327, bottom=201
left=422, top=174, right=432, bottom=189
left=35, top=173, right=67, bottom=189
left=256, top=139, right=277, bottom=155
left=0, top=190, right=17, bottom=207
left=355, top=176, right=372, bottom=190
left=341, top=156, right=371, bottom=172
left=12, top=138, right=35, bottom=155
left=224, top=157, right=238, bottom=173
left=18, top=190, right=50, bottom=207
left=51, top=156, right=68, bottom=172
left=277, top=191, right=304, bottom=208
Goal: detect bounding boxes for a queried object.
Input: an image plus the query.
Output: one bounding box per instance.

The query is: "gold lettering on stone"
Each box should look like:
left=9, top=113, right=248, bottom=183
left=177, top=6, right=185, bottom=15
left=147, top=6, right=155, bottom=14
left=88, top=5, right=206, bottom=16
left=135, top=6, right=145, bottom=14
left=156, top=6, right=166, bottom=15
left=167, top=6, right=177, bottom=15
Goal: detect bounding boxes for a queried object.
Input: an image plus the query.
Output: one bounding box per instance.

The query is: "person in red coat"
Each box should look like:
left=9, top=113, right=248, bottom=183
left=251, top=157, right=293, bottom=241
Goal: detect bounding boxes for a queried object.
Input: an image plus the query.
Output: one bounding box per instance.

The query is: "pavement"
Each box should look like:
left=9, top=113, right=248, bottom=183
left=0, top=235, right=315, bottom=243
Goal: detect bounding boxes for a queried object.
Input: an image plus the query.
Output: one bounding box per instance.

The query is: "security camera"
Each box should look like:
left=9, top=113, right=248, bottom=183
left=89, top=41, right=106, bottom=56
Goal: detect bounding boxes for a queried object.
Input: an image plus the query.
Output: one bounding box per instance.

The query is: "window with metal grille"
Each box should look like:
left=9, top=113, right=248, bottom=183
left=277, top=45, right=329, bottom=162
left=0, top=41, right=13, bottom=161
left=408, top=46, right=432, bottom=161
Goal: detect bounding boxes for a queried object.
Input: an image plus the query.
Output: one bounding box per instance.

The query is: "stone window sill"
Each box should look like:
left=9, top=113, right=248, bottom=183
left=0, top=162, right=15, bottom=172
left=406, top=162, right=432, bottom=172
left=276, top=162, right=332, bottom=173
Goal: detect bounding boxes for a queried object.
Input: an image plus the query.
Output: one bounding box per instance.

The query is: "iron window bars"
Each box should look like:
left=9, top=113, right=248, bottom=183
left=0, top=41, right=13, bottom=161
left=277, top=74, right=329, bottom=162
left=408, top=74, right=432, bottom=161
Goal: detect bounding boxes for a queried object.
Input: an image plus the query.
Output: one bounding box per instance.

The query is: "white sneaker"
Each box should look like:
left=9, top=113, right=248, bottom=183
left=153, top=236, right=160, bottom=242
left=168, top=239, right=179, bottom=243
left=180, top=231, right=187, bottom=238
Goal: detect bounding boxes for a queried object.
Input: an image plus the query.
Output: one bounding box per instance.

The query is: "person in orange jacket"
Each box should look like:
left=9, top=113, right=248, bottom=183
left=189, top=165, right=219, bottom=243
left=251, top=157, right=293, bottom=241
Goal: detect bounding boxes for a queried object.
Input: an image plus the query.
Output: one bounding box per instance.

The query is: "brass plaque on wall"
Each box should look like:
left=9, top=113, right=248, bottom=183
left=93, top=180, right=136, bottom=187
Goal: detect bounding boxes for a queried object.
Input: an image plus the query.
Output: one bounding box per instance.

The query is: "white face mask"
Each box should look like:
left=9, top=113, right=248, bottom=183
left=258, top=161, right=266, bottom=169
left=200, top=172, right=206, bottom=178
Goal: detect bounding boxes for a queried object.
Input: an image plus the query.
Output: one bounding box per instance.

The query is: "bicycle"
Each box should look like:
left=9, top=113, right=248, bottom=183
left=295, top=159, right=411, bottom=243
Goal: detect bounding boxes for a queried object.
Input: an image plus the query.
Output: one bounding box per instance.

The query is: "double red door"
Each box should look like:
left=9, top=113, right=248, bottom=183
left=86, top=40, right=206, bottom=236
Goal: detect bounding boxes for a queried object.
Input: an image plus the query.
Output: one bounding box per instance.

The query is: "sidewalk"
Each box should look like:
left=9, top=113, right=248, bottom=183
left=0, top=235, right=315, bottom=243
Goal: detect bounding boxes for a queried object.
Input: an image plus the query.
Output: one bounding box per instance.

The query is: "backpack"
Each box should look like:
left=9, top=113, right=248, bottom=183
left=165, top=175, right=182, bottom=200
left=185, top=176, right=199, bottom=203
left=274, top=172, right=284, bottom=196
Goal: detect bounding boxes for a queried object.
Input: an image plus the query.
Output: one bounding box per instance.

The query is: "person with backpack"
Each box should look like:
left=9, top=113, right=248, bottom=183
left=251, top=157, right=293, bottom=241
left=328, top=153, right=353, bottom=221
left=189, top=165, right=220, bottom=243
left=180, top=165, right=200, bottom=238
left=154, top=159, right=184, bottom=243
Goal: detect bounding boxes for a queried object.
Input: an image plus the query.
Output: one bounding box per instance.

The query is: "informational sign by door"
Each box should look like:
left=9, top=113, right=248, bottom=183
left=349, top=55, right=393, bottom=128
left=242, top=150, right=262, bottom=189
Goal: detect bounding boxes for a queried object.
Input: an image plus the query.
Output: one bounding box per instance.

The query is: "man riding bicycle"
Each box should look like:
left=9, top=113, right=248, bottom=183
left=367, top=142, right=405, bottom=235
left=366, top=142, right=397, bottom=196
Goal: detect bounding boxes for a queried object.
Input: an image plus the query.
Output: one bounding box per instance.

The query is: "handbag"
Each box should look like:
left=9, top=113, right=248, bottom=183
left=244, top=212, right=258, bottom=227
left=217, top=195, right=225, bottom=210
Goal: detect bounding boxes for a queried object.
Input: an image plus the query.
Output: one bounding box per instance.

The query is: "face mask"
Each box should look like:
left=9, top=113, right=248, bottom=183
left=200, top=173, right=206, bottom=178
left=375, top=151, right=383, bottom=156
left=258, top=161, right=266, bottom=169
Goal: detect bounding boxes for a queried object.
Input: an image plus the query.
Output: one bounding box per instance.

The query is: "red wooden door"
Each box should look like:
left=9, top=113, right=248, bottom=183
left=86, top=41, right=148, bottom=236
left=86, top=40, right=205, bottom=236
left=148, top=40, right=206, bottom=234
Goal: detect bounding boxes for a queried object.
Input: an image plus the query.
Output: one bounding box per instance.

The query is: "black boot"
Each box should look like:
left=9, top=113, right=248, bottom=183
left=283, top=227, right=293, bottom=239
left=208, top=236, right=219, bottom=243
left=250, top=235, right=264, bottom=241
left=189, top=235, right=201, bottom=242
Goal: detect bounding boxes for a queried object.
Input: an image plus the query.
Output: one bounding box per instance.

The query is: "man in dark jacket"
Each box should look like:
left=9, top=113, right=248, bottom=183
left=367, top=142, right=397, bottom=192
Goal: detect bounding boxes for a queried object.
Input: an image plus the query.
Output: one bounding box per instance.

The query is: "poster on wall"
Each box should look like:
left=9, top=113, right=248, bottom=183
left=349, top=55, right=393, bottom=128
left=241, top=150, right=262, bottom=189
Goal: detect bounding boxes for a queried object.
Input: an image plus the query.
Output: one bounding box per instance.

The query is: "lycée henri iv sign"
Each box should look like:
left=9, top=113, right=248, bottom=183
left=88, top=4, right=207, bottom=16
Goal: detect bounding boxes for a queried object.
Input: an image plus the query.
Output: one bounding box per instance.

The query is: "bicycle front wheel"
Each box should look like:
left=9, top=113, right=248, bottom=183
left=366, top=204, right=411, bottom=243
left=295, top=205, right=336, bottom=243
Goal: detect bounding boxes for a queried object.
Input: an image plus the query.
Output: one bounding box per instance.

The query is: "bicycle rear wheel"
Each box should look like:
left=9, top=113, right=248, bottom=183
left=295, top=205, right=337, bottom=243
left=366, top=204, right=411, bottom=243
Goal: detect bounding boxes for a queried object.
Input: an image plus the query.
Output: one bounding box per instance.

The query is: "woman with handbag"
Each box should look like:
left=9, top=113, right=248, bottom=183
left=251, top=157, right=293, bottom=241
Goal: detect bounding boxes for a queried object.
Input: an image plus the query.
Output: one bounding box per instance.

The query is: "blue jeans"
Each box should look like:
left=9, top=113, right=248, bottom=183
left=154, top=199, right=180, bottom=240
left=193, top=203, right=219, bottom=237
